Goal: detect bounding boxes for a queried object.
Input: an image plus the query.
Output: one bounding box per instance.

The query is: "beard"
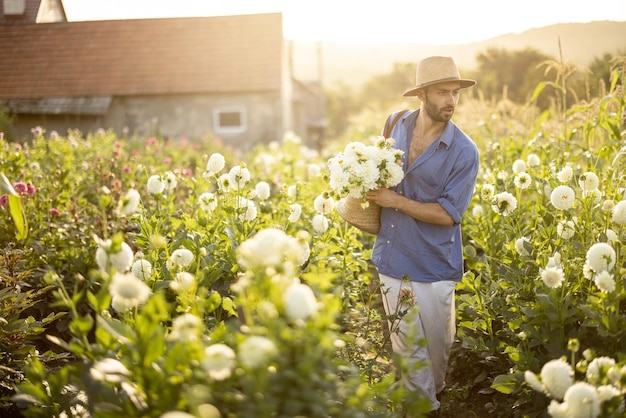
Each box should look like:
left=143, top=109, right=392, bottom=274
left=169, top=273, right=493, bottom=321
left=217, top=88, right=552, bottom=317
left=424, top=98, right=454, bottom=123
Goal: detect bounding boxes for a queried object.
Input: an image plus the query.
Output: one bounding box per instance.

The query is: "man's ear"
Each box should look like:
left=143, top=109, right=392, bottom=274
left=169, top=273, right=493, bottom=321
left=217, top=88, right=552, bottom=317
left=416, top=88, right=426, bottom=101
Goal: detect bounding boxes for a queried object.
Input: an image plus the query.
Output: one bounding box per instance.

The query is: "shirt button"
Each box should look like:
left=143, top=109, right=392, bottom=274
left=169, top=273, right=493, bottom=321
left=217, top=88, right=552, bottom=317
left=391, top=224, right=394, bottom=228
left=386, top=240, right=390, bottom=244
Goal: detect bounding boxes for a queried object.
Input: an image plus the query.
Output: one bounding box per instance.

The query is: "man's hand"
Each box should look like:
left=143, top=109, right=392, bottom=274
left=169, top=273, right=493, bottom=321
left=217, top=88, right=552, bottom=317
left=366, top=188, right=398, bottom=208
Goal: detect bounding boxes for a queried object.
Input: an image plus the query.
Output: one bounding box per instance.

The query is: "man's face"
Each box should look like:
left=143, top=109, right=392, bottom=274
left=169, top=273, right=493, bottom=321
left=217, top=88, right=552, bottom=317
left=422, top=81, right=461, bottom=123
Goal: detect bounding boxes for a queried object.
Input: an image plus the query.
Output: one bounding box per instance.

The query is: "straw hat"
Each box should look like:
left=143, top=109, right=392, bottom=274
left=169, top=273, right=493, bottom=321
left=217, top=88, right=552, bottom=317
left=337, top=196, right=381, bottom=235
left=403, top=56, right=476, bottom=97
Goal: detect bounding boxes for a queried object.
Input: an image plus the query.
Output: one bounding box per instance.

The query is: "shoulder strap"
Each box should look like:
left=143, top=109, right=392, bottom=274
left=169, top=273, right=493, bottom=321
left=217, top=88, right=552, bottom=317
left=383, top=109, right=409, bottom=138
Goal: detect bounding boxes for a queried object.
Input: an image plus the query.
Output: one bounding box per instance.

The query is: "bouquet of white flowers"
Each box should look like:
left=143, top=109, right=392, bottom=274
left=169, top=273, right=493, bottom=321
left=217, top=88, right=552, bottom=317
left=328, top=137, right=404, bottom=234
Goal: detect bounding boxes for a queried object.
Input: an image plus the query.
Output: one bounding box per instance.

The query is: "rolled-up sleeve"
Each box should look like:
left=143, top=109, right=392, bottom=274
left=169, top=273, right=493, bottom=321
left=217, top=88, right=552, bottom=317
left=438, top=148, right=480, bottom=224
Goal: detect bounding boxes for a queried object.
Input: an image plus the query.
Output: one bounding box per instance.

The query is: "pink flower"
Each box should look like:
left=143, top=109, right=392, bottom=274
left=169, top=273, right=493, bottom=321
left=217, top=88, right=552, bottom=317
left=122, top=166, right=132, bottom=174
left=0, top=195, right=7, bottom=207
left=26, top=184, right=36, bottom=195
left=49, top=208, right=61, bottom=216
left=111, top=179, right=122, bottom=191
left=12, top=182, right=27, bottom=194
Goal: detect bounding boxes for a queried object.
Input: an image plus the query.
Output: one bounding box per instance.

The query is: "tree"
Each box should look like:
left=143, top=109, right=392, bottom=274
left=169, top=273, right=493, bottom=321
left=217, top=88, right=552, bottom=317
left=0, top=106, right=15, bottom=141
left=470, top=47, right=551, bottom=104
left=323, top=82, right=360, bottom=139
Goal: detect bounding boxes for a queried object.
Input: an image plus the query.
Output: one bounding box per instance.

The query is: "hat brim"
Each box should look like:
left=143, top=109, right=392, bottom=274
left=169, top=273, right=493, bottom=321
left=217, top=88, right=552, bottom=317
left=403, top=79, right=476, bottom=97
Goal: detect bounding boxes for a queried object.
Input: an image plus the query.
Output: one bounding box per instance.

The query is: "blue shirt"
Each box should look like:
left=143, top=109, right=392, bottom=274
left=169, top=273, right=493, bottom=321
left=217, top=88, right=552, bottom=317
left=372, top=109, right=479, bottom=282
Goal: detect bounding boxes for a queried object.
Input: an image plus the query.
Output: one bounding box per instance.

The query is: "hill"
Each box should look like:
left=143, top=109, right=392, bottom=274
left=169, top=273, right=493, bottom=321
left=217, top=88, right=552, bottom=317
left=290, top=21, right=626, bottom=88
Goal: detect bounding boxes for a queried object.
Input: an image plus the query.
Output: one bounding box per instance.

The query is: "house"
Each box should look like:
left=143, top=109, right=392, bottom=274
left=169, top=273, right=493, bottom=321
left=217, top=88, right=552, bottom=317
left=0, top=0, right=326, bottom=149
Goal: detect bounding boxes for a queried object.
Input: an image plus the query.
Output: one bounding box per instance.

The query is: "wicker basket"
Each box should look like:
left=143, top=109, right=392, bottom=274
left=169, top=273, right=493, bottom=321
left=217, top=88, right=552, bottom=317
left=337, top=196, right=381, bottom=235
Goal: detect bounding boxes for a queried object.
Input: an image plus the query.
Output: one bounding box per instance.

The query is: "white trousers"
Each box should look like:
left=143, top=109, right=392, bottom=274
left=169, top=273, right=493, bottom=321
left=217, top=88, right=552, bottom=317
left=379, top=274, right=456, bottom=410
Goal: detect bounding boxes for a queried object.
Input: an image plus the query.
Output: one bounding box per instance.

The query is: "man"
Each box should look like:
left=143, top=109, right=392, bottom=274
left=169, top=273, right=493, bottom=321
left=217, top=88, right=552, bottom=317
left=366, top=56, right=479, bottom=413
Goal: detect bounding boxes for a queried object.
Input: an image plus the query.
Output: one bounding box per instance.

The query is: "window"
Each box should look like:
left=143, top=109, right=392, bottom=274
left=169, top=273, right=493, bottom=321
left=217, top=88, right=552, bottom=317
left=213, top=107, right=246, bottom=134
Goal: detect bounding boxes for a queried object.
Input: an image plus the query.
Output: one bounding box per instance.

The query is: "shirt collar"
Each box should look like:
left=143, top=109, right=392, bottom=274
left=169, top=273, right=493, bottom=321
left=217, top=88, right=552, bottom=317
left=405, top=109, right=455, bottom=148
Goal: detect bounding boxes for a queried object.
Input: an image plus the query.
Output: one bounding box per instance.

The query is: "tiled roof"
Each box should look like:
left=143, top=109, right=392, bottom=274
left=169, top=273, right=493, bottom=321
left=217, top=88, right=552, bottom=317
left=0, top=13, right=283, bottom=99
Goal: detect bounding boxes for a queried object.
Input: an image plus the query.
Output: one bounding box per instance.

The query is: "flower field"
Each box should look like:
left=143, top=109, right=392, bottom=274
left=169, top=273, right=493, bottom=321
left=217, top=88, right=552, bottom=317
left=1, top=66, right=626, bottom=417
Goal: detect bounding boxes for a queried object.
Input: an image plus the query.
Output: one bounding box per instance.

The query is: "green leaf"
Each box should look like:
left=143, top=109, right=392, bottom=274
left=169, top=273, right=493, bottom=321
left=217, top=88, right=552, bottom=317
left=69, top=314, right=94, bottom=337
left=97, top=316, right=134, bottom=345
left=0, top=172, right=18, bottom=196
left=491, top=373, right=519, bottom=394
left=8, top=194, right=28, bottom=240
left=1, top=173, right=28, bottom=240
left=205, top=291, right=222, bottom=313
left=221, top=296, right=238, bottom=317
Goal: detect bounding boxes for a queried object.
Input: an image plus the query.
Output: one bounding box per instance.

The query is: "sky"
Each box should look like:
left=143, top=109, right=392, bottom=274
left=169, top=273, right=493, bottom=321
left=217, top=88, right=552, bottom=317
left=62, top=0, right=626, bottom=45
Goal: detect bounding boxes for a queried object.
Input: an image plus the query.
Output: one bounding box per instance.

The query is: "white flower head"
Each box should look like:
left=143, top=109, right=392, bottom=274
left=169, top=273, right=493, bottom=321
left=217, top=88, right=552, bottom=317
left=604, top=228, right=618, bottom=244
left=236, top=228, right=308, bottom=274
left=585, top=242, right=616, bottom=273
left=540, top=359, right=574, bottom=400
left=546, top=400, right=569, bottom=418
left=307, top=163, right=321, bottom=177
left=602, top=199, right=615, bottom=212
left=515, top=236, right=531, bottom=256
left=160, top=412, right=196, bottom=418
left=526, top=153, right=541, bottom=167
left=546, top=252, right=562, bottom=269
left=594, top=271, right=615, bottom=293
left=586, top=357, right=616, bottom=384
left=312, top=214, right=329, bottom=234
left=163, top=171, right=177, bottom=191
left=596, top=385, right=620, bottom=403
left=109, top=272, right=152, bottom=312
left=131, top=259, right=153, bottom=281
left=95, top=237, right=134, bottom=273
left=313, top=193, right=334, bottom=214
left=218, top=173, right=230, bottom=191
left=288, top=203, right=302, bottom=223
left=583, top=188, right=602, bottom=204
left=524, top=370, right=544, bottom=393
left=235, top=196, right=257, bottom=221
left=167, top=313, right=202, bottom=343
left=480, top=184, right=495, bottom=201
left=228, top=164, right=251, bottom=189
left=578, top=171, right=599, bottom=191
left=238, top=336, right=278, bottom=368
left=551, top=185, right=576, bottom=210
left=198, top=192, right=218, bottom=212
left=254, top=181, right=271, bottom=200
left=287, top=184, right=297, bottom=198
left=471, top=205, right=484, bottom=217
left=206, top=152, right=226, bottom=174
left=170, top=272, right=196, bottom=293
left=492, top=191, right=517, bottom=215
left=147, top=175, right=166, bottom=195
left=202, top=343, right=236, bottom=381
left=512, top=159, right=527, bottom=174
left=514, top=172, right=532, bottom=189
left=541, top=266, right=566, bottom=289
left=556, top=165, right=573, bottom=183
left=90, top=358, right=130, bottom=383
left=327, top=140, right=404, bottom=199
left=557, top=218, right=576, bottom=239
left=170, top=248, right=194, bottom=268
left=117, top=189, right=141, bottom=216
left=283, top=282, right=318, bottom=321
left=562, top=382, right=600, bottom=418
left=612, top=200, right=626, bottom=224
